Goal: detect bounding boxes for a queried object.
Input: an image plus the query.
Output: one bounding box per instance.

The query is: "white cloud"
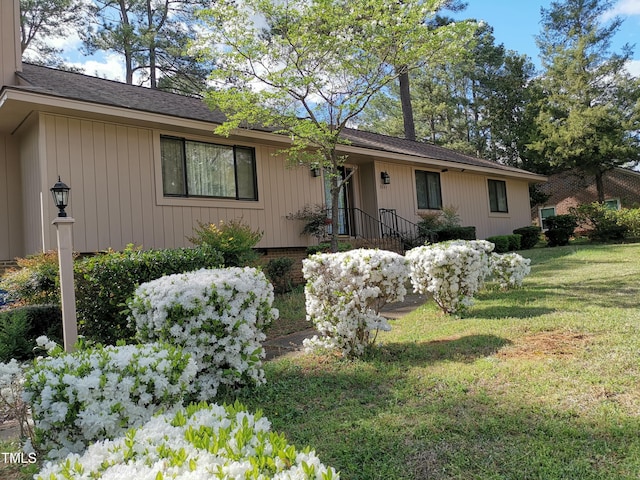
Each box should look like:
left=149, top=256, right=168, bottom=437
left=603, top=0, right=640, bottom=21
left=69, top=53, right=126, bottom=82
left=625, top=59, right=640, bottom=76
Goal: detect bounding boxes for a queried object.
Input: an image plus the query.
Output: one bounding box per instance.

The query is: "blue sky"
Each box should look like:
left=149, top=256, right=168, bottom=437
left=454, top=0, right=640, bottom=74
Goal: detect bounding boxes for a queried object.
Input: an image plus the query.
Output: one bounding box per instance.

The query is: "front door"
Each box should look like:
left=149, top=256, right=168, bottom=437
left=324, top=166, right=354, bottom=235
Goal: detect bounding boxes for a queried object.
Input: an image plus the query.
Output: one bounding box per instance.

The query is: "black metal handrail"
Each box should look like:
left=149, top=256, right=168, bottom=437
left=330, top=207, right=432, bottom=251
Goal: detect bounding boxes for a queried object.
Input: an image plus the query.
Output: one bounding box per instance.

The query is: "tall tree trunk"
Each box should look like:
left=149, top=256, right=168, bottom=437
left=397, top=66, right=416, bottom=141
left=595, top=170, right=605, bottom=203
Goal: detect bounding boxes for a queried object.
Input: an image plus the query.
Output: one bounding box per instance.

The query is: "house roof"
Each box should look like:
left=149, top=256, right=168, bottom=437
left=4, top=63, right=544, bottom=180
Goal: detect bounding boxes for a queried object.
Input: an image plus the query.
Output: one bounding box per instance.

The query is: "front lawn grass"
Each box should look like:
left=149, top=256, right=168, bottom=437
left=222, top=243, right=640, bottom=479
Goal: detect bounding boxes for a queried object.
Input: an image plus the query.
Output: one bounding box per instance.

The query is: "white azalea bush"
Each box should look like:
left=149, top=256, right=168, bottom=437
left=23, top=342, right=196, bottom=459
left=489, top=252, right=531, bottom=289
left=129, top=267, right=279, bottom=400
left=302, top=249, right=409, bottom=357
left=406, top=240, right=494, bottom=314
left=35, top=401, right=339, bottom=480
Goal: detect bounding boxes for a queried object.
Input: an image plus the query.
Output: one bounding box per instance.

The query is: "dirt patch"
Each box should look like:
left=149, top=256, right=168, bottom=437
left=498, top=330, right=591, bottom=359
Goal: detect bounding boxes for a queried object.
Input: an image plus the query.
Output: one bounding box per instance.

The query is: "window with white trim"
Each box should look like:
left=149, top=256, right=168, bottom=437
left=604, top=199, right=620, bottom=210
left=488, top=179, right=508, bottom=213
left=160, top=136, right=257, bottom=201
left=539, top=206, right=556, bottom=230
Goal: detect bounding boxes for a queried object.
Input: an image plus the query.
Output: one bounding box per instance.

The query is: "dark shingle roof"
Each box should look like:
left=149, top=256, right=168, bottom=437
left=12, top=63, right=539, bottom=177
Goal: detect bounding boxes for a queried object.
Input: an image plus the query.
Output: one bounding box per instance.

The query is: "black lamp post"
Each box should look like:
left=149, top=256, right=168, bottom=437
left=50, top=176, right=70, bottom=217
left=381, top=171, right=391, bottom=185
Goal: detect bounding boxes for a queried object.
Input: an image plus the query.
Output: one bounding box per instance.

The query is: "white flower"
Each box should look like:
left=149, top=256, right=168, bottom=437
left=302, top=249, right=409, bottom=357
left=129, top=267, right=278, bottom=400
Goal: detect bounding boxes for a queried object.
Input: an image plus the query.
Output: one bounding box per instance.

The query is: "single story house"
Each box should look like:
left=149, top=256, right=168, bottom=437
left=0, top=0, right=546, bottom=267
left=533, top=168, right=640, bottom=229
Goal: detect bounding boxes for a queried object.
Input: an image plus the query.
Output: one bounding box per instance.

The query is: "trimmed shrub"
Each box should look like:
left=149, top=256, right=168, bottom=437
left=23, top=342, right=196, bottom=459
left=129, top=267, right=278, bottom=400
left=486, top=235, right=510, bottom=254
left=434, top=226, right=476, bottom=242
left=544, top=215, right=577, bottom=247
left=265, top=256, right=295, bottom=293
left=302, top=249, right=409, bottom=357
left=74, top=244, right=223, bottom=345
left=513, top=226, right=542, bottom=250
left=35, top=402, right=340, bottom=480
left=407, top=240, right=494, bottom=315
left=508, top=234, right=522, bottom=251
left=187, top=219, right=263, bottom=266
left=0, top=251, right=61, bottom=305
left=0, top=305, right=62, bottom=362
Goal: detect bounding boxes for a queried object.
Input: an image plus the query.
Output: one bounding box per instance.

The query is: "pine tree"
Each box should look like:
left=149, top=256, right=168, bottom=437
left=530, top=0, right=640, bottom=201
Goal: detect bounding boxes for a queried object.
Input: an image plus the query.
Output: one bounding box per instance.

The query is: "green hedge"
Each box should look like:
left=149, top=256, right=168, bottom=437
left=435, top=226, right=476, bottom=242
left=545, top=215, right=577, bottom=247
left=0, top=305, right=62, bottom=362
left=513, top=226, right=542, bottom=250
left=486, top=234, right=522, bottom=253
left=75, top=245, right=224, bottom=345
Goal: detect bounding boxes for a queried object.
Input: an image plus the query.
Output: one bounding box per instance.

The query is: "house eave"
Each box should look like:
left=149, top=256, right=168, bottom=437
left=0, top=87, right=548, bottom=183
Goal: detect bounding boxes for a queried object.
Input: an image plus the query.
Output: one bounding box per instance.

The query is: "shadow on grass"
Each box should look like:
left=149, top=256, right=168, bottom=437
left=222, top=348, right=640, bottom=480
left=464, top=305, right=556, bottom=319
left=372, top=335, right=511, bottom=366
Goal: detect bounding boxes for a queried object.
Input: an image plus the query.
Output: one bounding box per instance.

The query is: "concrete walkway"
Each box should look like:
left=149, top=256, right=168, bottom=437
left=263, top=292, right=426, bottom=360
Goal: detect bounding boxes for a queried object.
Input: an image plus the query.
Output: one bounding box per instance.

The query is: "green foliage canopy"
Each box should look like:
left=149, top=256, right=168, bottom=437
left=196, top=0, right=476, bottom=250
left=529, top=0, right=640, bottom=200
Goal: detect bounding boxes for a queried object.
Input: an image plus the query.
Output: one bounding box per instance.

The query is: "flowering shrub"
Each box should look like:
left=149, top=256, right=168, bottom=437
left=0, top=358, right=34, bottom=443
left=35, top=401, right=340, bottom=480
left=23, top=342, right=196, bottom=459
left=302, top=249, right=409, bottom=357
left=489, top=252, right=531, bottom=289
left=129, top=267, right=278, bottom=399
left=406, top=240, right=494, bottom=314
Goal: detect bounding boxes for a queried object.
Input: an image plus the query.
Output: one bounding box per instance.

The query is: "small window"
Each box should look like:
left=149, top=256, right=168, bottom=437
left=415, top=170, right=442, bottom=210
left=488, top=179, right=508, bottom=213
left=604, top=199, right=620, bottom=210
left=539, top=206, right=556, bottom=230
left=160, top=136, right=257, bottom=201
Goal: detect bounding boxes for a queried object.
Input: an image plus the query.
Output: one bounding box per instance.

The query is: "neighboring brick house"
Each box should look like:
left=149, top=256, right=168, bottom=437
left=532, top=168, right=640, bottom=229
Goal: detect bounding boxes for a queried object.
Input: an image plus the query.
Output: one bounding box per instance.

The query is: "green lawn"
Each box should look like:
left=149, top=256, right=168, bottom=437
left=7, top=243, right=640, bottom=479
left=224, top=243, right=640, bottom=479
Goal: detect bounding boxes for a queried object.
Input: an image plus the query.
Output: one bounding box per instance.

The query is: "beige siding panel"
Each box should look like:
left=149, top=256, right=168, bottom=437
left=376, top=161, right=422, bottom=223
left=35, top=113, right=328, bottom=252
left=376, top=164, right=535, bottom=240
left=92, top=123, right=111, bottom=250
left=19, top=123, right=42, bottom=256
left=80, top=120, right=99, bottom=250
left=0, top=134, right=23, bottom=260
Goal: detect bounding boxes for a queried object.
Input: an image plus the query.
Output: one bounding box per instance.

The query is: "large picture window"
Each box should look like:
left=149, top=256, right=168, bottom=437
left=415, top=170, right=442, bottom=210
left=488, top=179, right=508, bottom=213
left=161, top=136, right=257, bottom=201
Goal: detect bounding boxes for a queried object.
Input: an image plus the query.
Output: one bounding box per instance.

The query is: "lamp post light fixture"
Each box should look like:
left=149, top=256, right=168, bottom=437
left=310, top=165, right=321, bottom=177
left=381, top=171, right=391, bottom=185
left=50, top=176, right=70, bottom=217
left=50, top=176, right=78, bottom=352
